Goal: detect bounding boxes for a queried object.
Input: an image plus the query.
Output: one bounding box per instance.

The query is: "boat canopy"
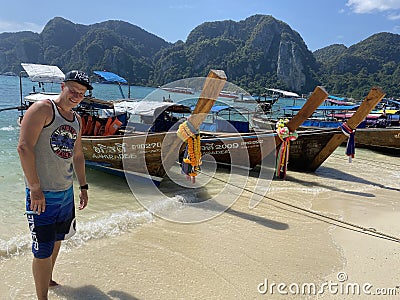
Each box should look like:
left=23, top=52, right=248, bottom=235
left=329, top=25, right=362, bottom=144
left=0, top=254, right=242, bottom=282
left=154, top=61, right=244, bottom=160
left=282, top=105, right=360, bottom=111
left=326, top=95, right=354, bottom=106
left=326, top=99, right=354, bottom=105
left=327, top=95, right=346, bottom=101
left=190, top=105, right=251, bottom=116
left=386, top=98, right=400, bottom=106
left=199, top=105, right=231, bottom=113
left=93, top=71, right=127, bottom=84
left=21, top=63, right=64, bottom=83
left=25, top=93, right=59, bottom=102
left=266, top=88, right=300, bottom=98
left=99, top=100, right=191, bottom=118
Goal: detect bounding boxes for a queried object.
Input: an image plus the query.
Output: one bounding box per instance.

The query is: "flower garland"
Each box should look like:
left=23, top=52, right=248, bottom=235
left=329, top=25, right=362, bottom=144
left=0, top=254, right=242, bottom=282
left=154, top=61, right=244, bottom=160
left=177, top=121, right=202, bottom=182
left=275, top=119, right=298, bottom=179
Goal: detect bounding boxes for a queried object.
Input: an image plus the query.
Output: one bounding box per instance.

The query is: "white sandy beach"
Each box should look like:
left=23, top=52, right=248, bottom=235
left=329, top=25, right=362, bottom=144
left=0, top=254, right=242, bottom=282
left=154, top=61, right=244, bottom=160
left=1, top=149, right=399, bottom=300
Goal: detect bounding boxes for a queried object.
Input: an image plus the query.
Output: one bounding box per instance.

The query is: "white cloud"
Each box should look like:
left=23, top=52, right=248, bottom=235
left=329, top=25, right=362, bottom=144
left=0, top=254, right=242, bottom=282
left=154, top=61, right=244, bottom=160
left=0, top=20, right=43, bottom=33
left=393, top=25, right=400, bottom=32
left=388, top=13, right=400, bottom=19
left=347, top=0, right=400, bottom=13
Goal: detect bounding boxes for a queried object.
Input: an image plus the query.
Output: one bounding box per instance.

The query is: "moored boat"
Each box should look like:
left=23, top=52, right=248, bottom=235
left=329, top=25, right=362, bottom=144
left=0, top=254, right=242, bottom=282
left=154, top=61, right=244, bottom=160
left=160, top=86, right=195, bottom=94
left=278, top=95, right=399, bottom=153
left=353, top=127, right=400, bottom=153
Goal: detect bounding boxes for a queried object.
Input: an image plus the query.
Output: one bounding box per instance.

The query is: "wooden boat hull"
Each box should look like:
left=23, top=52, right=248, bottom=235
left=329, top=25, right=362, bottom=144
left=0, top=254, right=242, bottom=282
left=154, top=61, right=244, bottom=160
left=286, top=129, right=340, bottom=171
left=296, top=126, right=400, bottom=154
left=200, top=132, right=276, bottom=169
left=82, top=129, right=334, bottom=182
left=82, top=133, right=169, bottom=184
left=81, top=132, right=274, bottom=182
left=354, top=127, right=400, bottom=153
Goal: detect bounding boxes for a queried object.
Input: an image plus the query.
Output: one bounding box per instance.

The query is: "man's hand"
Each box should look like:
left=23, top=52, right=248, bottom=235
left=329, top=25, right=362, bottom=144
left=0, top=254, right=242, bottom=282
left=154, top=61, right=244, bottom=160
left=79, top=190, right=88, bottom=210
left=29, top=187, right=45, bottom=215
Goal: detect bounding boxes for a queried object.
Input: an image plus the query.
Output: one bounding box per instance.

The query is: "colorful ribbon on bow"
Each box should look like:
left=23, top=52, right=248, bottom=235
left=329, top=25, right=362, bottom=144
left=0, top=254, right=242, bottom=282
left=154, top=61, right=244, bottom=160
left=340, top=122, right=356, bottom=162
left=177, top=120, right=202, bottom=183
left=275, top=119, right=298, bottom=179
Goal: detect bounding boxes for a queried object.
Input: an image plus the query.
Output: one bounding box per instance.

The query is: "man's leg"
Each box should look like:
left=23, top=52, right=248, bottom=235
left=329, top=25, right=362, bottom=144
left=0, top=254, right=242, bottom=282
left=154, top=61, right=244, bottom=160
left=50, top=240, right=61, bottom=286
left=32, top=257, right=52, bottom=300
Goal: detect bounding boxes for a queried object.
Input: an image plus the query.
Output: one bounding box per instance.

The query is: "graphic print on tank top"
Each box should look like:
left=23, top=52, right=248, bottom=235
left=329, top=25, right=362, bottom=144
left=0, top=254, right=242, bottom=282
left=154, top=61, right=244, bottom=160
left=50, top=124, right=77, bottom=159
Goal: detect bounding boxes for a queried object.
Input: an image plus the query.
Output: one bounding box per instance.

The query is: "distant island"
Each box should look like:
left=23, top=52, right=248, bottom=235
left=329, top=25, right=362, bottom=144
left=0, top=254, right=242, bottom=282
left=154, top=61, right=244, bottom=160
left=1, top=72, right=17, bottom=76
left=1, top=15, right=399, bottom=98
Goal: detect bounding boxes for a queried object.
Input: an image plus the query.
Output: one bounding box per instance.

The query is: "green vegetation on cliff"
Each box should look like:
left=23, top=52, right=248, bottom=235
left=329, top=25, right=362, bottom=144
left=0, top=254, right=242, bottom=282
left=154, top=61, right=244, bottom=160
left=1, top=16, right=399, bottom=98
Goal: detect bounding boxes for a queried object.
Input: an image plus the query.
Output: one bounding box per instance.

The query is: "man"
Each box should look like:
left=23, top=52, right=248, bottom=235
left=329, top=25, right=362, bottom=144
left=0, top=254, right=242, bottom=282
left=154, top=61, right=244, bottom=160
left=17, top=70, right=92, bottom=300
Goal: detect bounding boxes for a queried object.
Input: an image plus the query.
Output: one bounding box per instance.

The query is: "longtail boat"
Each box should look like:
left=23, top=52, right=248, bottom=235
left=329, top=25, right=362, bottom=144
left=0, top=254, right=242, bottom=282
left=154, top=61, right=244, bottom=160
left=79, top=86, right=329, bottom=182
left=290, top=87, right=386, bottom=171
left=352, top=127, right=400, bottom=153
left=276, top=96, right=399, bottom=154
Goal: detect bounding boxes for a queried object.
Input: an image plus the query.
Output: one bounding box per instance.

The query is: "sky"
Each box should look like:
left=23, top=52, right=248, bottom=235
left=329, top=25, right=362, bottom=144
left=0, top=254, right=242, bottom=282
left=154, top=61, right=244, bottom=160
left=1, top=0, right=400, bottom=51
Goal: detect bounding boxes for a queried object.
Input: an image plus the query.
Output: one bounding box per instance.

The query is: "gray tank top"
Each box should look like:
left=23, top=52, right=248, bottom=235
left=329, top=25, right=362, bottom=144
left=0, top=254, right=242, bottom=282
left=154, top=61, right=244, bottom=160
left=32, top=100, right=80, bottom=191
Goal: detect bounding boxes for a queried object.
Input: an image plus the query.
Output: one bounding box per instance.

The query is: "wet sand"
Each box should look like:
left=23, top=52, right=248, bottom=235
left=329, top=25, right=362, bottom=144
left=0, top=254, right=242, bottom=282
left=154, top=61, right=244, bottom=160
left=1, top=150, right=399, bottom=300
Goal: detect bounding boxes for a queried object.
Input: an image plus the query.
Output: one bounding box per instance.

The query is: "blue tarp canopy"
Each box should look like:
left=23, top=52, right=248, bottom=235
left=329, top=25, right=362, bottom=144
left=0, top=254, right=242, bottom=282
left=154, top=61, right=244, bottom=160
left=282, top=105, right=360, bottom=111
left=209, top=105, right=231, bottom=113
left=327, top=95, right=346, bottom=101
left=387, top=98, right=400, bottom=106
left=93, top=71, right=127, bottom=84
left=190, top=105, right=230, bottom=113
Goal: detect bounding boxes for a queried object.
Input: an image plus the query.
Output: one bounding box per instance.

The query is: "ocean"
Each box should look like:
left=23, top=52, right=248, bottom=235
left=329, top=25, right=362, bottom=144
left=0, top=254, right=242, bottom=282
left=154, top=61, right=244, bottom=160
left=0, top=74, right=399, bottom=299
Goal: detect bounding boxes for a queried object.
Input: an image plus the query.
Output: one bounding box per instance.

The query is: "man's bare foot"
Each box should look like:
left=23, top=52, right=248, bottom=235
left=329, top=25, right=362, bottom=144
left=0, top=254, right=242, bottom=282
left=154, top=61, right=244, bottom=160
left=49, top=279, right=59, bottom=287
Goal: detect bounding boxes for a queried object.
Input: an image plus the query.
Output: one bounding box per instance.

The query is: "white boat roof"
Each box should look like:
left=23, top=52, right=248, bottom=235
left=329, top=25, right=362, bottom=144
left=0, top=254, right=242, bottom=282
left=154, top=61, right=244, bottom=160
left=266, top=88, right=300, bottom=98
left=99, top=100, right=191, bottom=118
left=115, top=101, right=190, bottom=116
left=21, top=63, right=65, bottom=83
left=25, top=92, right=59, bottom=102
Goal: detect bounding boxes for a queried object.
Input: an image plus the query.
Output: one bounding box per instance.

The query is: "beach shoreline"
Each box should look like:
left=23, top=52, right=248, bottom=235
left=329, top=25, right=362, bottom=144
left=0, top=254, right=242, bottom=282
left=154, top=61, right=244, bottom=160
left=1, top=152, right=399, bottom=300
left=318, top=198, right=400, bottom=299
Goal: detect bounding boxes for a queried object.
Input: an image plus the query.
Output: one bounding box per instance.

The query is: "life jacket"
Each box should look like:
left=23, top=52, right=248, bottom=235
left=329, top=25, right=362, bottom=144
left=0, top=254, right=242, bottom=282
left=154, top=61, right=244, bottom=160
left=104, top=117, right=123, bottom=136
left=81, top=115, right=87, bottom=135
left=94, top=119, right=105, bottom=136
left=83, top=115, right=95, bottom=136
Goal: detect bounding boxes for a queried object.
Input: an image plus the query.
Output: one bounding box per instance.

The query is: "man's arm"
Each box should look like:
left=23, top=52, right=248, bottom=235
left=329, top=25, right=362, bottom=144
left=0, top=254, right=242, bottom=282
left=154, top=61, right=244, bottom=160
left=73, top=114, right=88, bottom=210
left=17, top=101, right=52, bottom=214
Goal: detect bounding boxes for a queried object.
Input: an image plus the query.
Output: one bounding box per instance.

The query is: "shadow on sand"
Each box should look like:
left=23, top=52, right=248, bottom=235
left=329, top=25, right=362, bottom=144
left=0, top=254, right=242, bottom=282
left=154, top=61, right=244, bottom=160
left=53, top=285, right=139, bottom=300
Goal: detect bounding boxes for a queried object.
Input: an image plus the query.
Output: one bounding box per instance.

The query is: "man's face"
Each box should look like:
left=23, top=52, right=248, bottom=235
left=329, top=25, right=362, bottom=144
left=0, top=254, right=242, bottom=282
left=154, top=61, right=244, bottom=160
left=63, top=81, right=87, bottom=105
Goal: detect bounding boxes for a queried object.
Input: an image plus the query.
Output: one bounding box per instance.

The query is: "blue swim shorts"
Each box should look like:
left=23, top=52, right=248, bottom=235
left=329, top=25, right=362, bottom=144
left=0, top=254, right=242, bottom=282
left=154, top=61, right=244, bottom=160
left=26, top=186, right=76, bottom=259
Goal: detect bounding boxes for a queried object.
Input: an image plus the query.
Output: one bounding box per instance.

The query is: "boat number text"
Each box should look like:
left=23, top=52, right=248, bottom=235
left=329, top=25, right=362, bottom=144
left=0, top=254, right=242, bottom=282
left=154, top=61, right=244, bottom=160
left=90, top=142, right=161, bottom=160
left=201, top=139, right=263, bottom=154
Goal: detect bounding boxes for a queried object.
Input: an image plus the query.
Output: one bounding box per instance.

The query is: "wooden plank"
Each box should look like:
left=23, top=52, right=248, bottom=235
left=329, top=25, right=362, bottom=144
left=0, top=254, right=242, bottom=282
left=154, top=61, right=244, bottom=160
left=308, top=87, right=385, bottom=171
left=189, top=69, right=227, bottom=128
left=160, top=69, right=227, bottom=172
left=259, top=86, right=329, bottom=160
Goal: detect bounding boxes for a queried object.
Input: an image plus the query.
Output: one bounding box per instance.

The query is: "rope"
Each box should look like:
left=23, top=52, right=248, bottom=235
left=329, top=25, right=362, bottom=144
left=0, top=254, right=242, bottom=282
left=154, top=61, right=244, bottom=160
left=330, top=153, right=400, bottom=169
left=198, top=170, right=400, bottom=243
